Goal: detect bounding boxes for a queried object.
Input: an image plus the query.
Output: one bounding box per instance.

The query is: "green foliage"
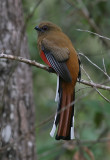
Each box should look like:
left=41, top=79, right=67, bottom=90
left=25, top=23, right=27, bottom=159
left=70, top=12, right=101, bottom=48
left=22, top=0, right=110, bottom=159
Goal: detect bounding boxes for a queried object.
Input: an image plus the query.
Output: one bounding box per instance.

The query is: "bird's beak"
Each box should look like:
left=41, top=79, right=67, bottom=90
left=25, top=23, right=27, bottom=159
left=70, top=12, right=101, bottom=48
left=34, top=26, right=42, bottom=31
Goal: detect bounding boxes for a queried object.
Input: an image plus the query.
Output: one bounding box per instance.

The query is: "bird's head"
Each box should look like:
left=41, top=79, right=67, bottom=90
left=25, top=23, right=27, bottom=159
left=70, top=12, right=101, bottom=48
left=34, top=21, right=62, bottom=36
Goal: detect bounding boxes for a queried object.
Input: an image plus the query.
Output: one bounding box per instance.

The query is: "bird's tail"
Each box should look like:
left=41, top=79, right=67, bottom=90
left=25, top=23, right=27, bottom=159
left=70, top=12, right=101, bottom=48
left=50, top=76, right=75, bottom=140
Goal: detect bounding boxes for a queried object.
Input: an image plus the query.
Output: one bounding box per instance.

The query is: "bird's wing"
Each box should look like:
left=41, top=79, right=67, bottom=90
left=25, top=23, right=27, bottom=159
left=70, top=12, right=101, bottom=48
left=41, top=43, right=72, bottom=82
left=41, top=38, right=70, bottom=62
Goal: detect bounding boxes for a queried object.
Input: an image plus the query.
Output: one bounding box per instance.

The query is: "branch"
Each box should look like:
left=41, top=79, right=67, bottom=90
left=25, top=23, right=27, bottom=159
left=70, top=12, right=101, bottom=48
left=81, top=65, right=110, bottom=103
left=0, top=53, right=110, bottom=91
left=0, top=52, right=48, bottom=71
left=76, top=29, right=110, bottom=41
left=80, top=79, right=110, bottom=91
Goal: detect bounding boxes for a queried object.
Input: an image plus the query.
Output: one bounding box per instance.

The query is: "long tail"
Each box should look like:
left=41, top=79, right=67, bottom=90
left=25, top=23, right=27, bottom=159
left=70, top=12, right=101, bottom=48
left=50, top=76, right=75, bottom=140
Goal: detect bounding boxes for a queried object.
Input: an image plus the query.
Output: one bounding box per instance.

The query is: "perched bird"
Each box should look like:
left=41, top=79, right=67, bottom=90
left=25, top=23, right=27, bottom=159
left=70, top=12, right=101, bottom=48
left=35, top=21, right=81, bottom=140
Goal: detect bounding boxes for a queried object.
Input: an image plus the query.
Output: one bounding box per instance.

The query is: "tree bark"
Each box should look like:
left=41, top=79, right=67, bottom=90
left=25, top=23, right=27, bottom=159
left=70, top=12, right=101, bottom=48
left=0, top=0, right=36, bottom=160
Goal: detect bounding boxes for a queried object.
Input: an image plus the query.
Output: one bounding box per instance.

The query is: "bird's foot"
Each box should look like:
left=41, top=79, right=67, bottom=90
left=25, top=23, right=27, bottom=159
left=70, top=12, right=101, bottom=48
left=48, top=67, right=56, bottom=73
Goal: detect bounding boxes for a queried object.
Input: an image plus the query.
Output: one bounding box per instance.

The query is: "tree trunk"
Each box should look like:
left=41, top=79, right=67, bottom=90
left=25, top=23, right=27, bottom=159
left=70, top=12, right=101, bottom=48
left=0, top=0, right=36, bottom=160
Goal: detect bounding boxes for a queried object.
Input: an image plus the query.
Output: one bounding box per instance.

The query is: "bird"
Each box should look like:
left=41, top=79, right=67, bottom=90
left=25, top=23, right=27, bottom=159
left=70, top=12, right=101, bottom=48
left=35, top=21, right=81, bottom=140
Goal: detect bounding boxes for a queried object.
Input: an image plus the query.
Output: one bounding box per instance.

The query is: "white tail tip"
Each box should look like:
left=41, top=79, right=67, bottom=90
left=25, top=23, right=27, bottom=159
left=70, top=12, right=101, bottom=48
left=50, top=124, right=56, bottom=137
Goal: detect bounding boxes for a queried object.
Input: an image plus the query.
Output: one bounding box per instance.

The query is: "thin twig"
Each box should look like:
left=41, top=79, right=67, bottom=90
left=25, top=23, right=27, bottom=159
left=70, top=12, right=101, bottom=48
left=95, top=89, right=110, bottom=103
left=76, top=86, right=91, bottom=93
left=102, top=58, right=107, bottom=73
left=76, top=137, right=110, bottom=145
left=79, top=52, right=110, bottom=80
left=76, top=29, right=110, bottom=41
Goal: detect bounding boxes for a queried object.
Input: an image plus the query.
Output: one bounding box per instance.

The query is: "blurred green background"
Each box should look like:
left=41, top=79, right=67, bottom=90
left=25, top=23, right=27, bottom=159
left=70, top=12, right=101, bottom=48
left=23, top=0, right=110, bottom=159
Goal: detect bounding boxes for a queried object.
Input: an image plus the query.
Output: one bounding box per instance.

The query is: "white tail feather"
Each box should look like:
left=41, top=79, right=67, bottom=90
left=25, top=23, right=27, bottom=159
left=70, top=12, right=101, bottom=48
left=50, top=124, right=56, bottom=137
left=50, top=114, right=57, bottom=137
left=70, top=116, right=75, bottom=139
left=50, top=75, right=59, bottom=138
left=55, top=75, right=59, bottom=102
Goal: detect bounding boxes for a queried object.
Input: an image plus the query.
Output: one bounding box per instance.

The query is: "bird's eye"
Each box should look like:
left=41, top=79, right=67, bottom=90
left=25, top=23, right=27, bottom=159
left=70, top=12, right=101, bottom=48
left=42, top=25, right=48, bottom=31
